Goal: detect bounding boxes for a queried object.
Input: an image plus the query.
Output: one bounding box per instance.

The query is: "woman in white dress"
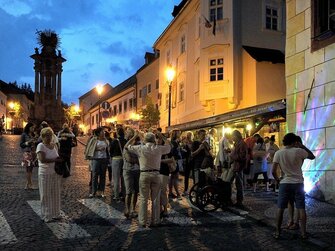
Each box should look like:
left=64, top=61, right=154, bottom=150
left=36, top=127, right=63, bottom=222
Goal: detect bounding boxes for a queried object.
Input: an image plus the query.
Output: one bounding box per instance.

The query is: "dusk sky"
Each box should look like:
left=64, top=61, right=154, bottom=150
left=0, top=0, right=180, bottom=104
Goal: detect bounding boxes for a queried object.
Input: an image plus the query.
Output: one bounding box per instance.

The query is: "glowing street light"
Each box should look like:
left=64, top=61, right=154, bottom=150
left=7, top=101, right=20, bottom=130
left=96, top=84, right=104, bottom=127
left=8, top=102, right=15, bottom=110
left=165, top=66, right=175, bottom=127
left=74, top=105, right=80, bottom=114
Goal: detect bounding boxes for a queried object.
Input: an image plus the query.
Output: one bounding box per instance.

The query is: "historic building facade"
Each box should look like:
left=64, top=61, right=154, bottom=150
left=154, top=0, right=286, bottom=138
left=136, top=52, right=160, bottom=128
left=285, top=0, right=335, bottom=203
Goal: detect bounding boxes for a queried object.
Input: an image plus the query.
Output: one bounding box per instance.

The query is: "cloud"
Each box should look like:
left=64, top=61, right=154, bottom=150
left=103, top=41, right=130, bottom=56
left=109, top=63, right=123, bottom=74
left=0, top=0, right=178, bottom=104
left=130, top=54, right=146, bottom=70
left=0, top=0, right=31, bottom=17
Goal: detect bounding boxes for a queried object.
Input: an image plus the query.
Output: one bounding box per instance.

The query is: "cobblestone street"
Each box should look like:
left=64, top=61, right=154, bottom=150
left=0, top=135, right=332, bottom=250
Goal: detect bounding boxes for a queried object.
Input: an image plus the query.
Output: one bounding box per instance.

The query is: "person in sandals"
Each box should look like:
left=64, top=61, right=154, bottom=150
left=272, top=133, right=315, bottom=240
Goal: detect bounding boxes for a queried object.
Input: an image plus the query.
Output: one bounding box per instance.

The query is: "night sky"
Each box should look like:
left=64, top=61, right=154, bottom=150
left=0, top=0, right=180, bottom=103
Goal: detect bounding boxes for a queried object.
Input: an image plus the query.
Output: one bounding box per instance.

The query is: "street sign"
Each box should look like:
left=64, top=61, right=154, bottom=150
left=102, top=110, right=110, bottom=119
left=101, top=101, right=110, bottom=110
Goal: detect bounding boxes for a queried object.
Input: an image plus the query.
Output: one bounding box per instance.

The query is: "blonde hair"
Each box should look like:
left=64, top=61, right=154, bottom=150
left=40, top=127, right=54, bottom=138
left=186, top=131, right=194, bottom=140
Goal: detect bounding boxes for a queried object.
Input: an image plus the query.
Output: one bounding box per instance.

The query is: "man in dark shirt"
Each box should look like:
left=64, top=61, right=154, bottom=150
left=230, top=130, right=248, bottom=208
left=191, top=129, right=208, bottom=185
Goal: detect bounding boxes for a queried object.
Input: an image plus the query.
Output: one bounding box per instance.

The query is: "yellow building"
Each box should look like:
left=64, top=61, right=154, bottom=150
left=154, top=0, right=286, bottom=138
left=79, top=83, right=113, bottom=134
left=136, top=52, right=160, bottom=128
left=285, top=0, right=335, bottom=203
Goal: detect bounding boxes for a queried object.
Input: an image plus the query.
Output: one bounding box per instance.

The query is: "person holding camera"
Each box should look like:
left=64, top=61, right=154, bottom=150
left=272, top=133, right=315, bottom=240
left=125, top=131, right=171, bottom=228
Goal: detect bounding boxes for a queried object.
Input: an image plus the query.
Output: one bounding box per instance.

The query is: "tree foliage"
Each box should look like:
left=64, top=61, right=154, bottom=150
left=140, top=96, right=160, bottom=128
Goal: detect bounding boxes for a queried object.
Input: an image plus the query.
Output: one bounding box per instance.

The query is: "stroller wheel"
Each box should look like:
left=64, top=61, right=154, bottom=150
left=197, top=185, right=219, bottom=212
left=189, top=183, right=200, bottom=207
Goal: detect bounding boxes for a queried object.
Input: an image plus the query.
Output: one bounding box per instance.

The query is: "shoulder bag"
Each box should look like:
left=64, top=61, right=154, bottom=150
left=55, top=160, right=70, bottom=178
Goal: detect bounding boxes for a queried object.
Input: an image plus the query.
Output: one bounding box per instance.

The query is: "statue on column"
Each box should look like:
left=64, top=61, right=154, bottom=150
left=30, top=29, right=66, bottom=130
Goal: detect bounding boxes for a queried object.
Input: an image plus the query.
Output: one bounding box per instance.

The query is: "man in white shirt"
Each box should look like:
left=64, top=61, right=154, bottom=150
left=125, top=131, right=171, bottom=227
left=272, top=133, right=315, bottom=240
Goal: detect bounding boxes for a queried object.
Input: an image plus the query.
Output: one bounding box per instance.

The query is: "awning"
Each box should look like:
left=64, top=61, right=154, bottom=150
left=167, top=99, right=286, bottom=131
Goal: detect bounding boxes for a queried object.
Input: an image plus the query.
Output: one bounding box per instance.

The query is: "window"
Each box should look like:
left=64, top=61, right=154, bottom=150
left=312, top=0, right=335, bottom=51
left=209, top=0, right=223, bottom=21
left=196, top=70, right=200, bottom=93
left=179, top=82, right=185, bottom=102
left=209, top=58, right=224, bottom=81
left=166, top=50, right=171, bottom=65
left=95, top=114, right=98, bottom=124
left=265, top=5, right=278, bottom=31
left=148, top=84, right=152, bottom=93
left=119, top=103, right=122, bottom=113
left=180, top=34, right=186, bottom=54
left=113, top=105, right=117, bottom=115
left=155, top=79, right=159, bottom=89
left=129, top=98, right=133, bottom=109
left=124, top=100, right=127, bottom=112
left=198, top=16, right=201, bottom=38
left=142, top=86, right=147, bottom=103
left=139, top=89, right=142, bottom=98
left=92, top=116, right=94, bottom=125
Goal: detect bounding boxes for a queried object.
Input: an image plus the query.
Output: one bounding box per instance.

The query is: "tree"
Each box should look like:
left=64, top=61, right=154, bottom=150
left=140, top=96, right=160, bottom=128
left=63, top=103, right=80, bottom=128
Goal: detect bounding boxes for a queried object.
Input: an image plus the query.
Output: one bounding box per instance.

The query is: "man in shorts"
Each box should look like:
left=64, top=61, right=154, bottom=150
left=272, top=133, right=315, bottom=239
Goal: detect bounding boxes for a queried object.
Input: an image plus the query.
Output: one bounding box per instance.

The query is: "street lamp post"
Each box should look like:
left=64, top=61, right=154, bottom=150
left=96, top=84, right=103, bottom=127
left=166, top=66, right=175, bottom=127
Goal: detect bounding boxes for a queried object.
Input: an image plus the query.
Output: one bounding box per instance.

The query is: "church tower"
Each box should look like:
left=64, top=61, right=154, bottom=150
left=30, top=30, right=66, bottom=129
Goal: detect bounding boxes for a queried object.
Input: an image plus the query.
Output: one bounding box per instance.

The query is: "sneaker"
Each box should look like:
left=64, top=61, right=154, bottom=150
left=177, top=195, right=182, bottom=200
left=89, top=194, right=94, bottom=198
left=101, top=193, right=105, bottom=198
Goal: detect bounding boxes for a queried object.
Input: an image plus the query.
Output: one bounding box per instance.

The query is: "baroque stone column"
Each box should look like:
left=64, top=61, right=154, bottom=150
left=30, top=30, right=66, bottom=130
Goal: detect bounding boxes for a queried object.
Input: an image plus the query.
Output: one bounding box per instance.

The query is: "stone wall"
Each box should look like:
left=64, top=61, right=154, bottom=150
left=285, top=0, right=335, bottom=204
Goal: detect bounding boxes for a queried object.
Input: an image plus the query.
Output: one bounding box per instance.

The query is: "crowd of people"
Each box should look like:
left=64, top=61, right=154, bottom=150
left=17, top=121, right=315, bottom=237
